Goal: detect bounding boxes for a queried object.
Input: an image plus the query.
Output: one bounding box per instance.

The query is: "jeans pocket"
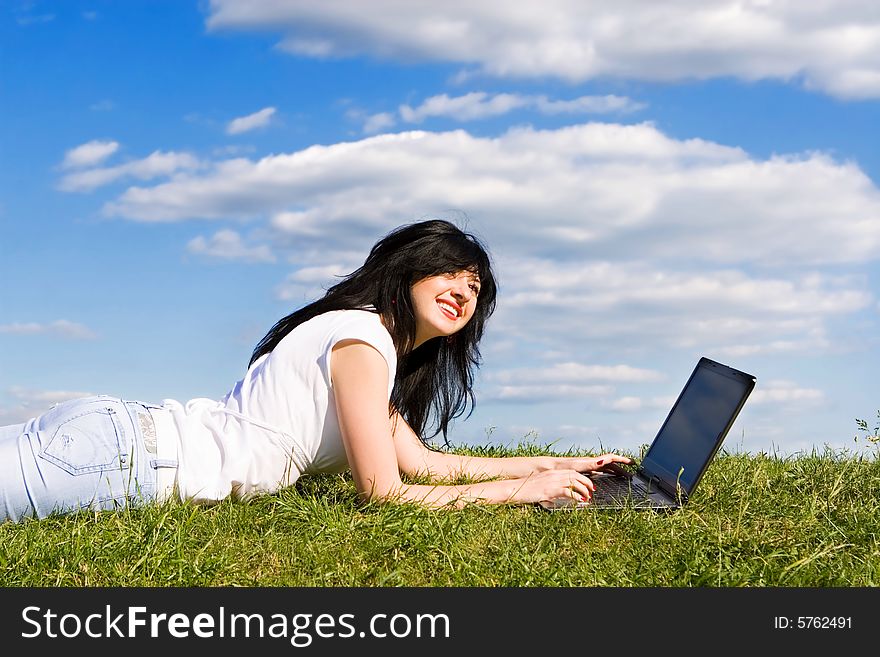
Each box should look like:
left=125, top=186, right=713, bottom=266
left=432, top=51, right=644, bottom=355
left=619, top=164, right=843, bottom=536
left=38, top=406, right=127, bottom=476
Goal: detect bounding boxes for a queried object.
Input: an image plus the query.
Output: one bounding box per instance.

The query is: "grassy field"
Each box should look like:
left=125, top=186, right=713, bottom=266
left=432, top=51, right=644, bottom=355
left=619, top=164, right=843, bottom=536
left=1, top=443, right=878, bottom=587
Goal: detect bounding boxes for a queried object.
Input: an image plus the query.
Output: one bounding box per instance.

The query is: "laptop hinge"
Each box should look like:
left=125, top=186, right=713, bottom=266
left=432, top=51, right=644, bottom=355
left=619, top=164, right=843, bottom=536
left=655, top=476, right=688, bottom=504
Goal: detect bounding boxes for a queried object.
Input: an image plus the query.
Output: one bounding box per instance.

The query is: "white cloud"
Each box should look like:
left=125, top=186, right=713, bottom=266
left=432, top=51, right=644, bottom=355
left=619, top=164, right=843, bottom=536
left=399, top=92, right=644, bottom=123
left=481, top=361, right=663, bottom=403
left=275, top=265, right=350, bottom=301
left=101, top=122, right=880, bottom=267
left=485, top=383, right=614, bottom=404
left=607, top=395, right=678, bottom=412
left=354, top=92, right=642, bottom=134
left=187, top=229, right=276, bottom=263
left=0, top=320, right=97, bottom=340
left=205, top=0, right=880, bottom=99
left=533, top=95, right=645, bottom=114
left=400, top=92, right=529, bottom=123
left=748, top=380, right=825, bottom=406
left=284, top=264, right=349, bottom=283
left=362, top=112, right=397, bottom=134
left=6, top=386, right=93, bottom=404
left=226, top=107, right=277, bottom=135
left=59, top=150, right=202, bottom=193
left=93, top=121, right=878, bottom=361
left=493, top=258, right=869, bottom=356
left=0, top=387, right=94, bottom=425
left=609, top=396, right=643, bottom=412
left=490, top=362, right=665, bottom=385
left=61, top=139, right=119, bottom=169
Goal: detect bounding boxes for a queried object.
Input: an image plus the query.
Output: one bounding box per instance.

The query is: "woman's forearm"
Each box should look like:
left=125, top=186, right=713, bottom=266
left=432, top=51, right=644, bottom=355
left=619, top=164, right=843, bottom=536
left=375, top=466, right=597, bottom=509
left=419, top=451, right=558, bottom=480
left=389, top=414, right=631, bottom=488
left=415, top=450, right=631, bottom=482
left=390, top=479, right=524, bottom=509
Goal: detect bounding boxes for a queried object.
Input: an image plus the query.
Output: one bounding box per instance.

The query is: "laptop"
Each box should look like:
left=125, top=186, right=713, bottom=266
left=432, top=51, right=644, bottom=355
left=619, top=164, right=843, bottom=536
left=540, top=357, right=756, bottom=511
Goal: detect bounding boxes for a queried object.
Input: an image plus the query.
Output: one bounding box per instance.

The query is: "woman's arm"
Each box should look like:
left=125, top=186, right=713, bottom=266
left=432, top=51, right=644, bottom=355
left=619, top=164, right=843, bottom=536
left=331, top=340, right=598, bottom=509
left=390, top=408, right=631, bottom=481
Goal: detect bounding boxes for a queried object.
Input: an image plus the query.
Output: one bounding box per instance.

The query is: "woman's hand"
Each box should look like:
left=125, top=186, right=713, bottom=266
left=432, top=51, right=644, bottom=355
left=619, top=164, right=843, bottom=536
left=506, top=469, right=596, bottom=505
left=551, top=452, right=634, bottom=475
left=502, top=454, right=633, bottom=507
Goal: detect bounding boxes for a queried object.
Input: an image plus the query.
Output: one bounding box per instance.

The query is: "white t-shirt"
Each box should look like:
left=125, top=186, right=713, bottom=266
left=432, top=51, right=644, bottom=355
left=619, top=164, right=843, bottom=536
left=161, top=309, right=397, bottom=503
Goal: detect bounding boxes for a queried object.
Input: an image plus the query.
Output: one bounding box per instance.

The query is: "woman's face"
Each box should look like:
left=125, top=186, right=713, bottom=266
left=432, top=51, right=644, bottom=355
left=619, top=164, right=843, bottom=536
left=410, top=270, right=481, bottom=349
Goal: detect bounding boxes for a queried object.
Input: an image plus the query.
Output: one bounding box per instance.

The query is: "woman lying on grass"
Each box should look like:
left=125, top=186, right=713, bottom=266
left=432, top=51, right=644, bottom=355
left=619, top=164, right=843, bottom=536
left=0, top=219, right=631, bottom=522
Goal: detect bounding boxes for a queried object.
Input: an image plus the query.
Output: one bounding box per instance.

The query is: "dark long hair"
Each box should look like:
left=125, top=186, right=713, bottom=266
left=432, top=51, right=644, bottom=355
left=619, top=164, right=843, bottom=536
left=249, top=219, right=498, bottom=442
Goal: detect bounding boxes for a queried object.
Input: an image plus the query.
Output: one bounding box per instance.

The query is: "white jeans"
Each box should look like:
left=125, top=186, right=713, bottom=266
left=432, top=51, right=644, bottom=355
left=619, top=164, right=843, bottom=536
left=0, top=395, right=178, bottom=522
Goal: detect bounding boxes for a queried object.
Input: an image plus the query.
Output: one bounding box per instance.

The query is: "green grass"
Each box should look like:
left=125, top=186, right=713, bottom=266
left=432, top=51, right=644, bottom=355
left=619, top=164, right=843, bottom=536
left=2, top=443, right=879, bottom=587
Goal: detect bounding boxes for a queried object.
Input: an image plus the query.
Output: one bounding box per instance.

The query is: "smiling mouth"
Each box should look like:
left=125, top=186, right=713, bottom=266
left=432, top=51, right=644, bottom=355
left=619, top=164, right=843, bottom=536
left=437, top=299, right=461, bottom=320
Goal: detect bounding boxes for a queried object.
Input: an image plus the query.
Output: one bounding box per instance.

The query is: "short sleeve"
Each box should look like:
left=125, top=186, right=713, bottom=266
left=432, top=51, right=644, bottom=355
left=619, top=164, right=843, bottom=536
left=323, top=311, right=397, bottom=397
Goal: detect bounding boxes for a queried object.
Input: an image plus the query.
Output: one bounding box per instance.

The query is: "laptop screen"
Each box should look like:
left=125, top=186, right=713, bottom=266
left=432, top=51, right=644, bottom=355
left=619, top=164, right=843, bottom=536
left=641, top=358, right=755, bottom=497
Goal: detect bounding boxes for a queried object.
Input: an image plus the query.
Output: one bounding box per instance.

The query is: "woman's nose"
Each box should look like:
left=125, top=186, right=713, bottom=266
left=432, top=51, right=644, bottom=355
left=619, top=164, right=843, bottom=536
left=452, top=282, right=472, bottom=302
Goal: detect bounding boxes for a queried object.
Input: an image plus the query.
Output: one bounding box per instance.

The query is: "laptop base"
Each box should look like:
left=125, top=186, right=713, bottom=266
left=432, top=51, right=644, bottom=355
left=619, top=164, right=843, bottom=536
left=539, top=473, right=681, bottom=511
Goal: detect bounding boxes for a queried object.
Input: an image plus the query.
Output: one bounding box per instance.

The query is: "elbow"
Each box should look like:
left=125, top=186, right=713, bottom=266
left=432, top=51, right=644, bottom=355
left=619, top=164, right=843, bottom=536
left=358, top=489, right=395, bottom=505
left=355, top=478, right=407, bottom=505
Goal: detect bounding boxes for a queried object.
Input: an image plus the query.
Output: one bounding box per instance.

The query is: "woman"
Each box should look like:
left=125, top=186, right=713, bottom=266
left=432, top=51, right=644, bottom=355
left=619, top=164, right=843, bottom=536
left=0, top=220, right=630, bottom=522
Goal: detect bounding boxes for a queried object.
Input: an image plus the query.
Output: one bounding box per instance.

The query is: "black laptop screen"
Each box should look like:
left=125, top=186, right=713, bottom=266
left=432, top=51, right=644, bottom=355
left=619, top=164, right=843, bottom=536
left=641, top=361, right=753, bottom=495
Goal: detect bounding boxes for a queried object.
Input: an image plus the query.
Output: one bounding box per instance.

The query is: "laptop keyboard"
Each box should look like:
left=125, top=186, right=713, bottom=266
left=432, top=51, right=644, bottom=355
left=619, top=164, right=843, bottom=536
left=591, top=474, right=652, bottom=503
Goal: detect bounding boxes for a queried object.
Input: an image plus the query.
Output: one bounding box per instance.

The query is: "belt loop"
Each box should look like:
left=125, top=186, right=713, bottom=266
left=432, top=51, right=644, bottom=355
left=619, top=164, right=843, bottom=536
left=146, top=406, right=180, bottom=503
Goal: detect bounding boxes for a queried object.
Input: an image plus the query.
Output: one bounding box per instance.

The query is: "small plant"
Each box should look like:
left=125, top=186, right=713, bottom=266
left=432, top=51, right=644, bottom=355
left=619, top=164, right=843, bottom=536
left=855, top=411, right=880, bottom=444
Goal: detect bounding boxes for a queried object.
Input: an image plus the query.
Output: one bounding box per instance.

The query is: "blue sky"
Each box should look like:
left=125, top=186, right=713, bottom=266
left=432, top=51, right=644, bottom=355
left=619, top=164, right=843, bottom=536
left=1, top=1, right=879, bottom=457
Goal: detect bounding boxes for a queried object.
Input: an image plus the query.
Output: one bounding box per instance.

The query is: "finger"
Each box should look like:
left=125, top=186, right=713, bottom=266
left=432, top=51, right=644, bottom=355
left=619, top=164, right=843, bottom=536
left=598, top=453, right=633, bottom=464
left=566, top=486, right=590, bottom=503
left=593, top=457, right=634, bottom=472
left=569, top=472, right=595, bottom=492
left=579, top=454, right=631, bottom=473
left=601, top=462, right=634, bottom=477
left=568, top=477, right=594, bottom=500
